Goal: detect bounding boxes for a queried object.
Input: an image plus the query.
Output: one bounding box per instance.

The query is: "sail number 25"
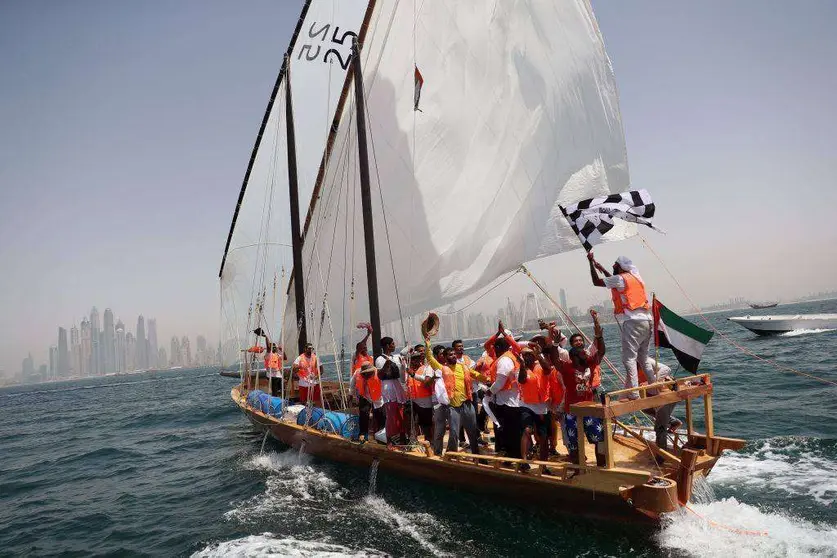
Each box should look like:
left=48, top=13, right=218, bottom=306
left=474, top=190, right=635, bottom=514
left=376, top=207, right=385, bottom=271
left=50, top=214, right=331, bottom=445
left=297, top=22, right=357, bottom=70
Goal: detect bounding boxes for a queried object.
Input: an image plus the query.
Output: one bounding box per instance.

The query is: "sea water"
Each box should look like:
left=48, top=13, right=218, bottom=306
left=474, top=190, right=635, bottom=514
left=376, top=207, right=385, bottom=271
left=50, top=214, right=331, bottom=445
left=1, top=300, right=836, bottom=556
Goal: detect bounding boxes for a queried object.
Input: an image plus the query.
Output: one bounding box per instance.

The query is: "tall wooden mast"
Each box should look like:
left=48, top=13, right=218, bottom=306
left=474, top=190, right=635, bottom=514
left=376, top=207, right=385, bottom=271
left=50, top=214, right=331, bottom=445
left=285, top=55, right=308, bottom=354
left=351, top=37, right=382, bottom=356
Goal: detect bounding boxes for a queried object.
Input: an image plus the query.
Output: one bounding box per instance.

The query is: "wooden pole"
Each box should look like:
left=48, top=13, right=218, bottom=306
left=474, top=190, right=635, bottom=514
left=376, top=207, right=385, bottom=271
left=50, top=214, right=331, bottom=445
left=351, top=37, right=382, bottom=356
left=284, top=55, right=308, bottom=355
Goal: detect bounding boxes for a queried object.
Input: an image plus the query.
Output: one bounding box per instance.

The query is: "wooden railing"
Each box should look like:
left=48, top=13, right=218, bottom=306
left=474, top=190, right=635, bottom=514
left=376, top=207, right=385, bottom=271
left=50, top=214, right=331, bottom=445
left=569, top=374, right=715, bottom=469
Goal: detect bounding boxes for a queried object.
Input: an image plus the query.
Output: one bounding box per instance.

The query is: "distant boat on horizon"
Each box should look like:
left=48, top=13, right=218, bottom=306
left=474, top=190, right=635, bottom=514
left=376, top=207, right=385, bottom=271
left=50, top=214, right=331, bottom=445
left=728, top=314, right=837, bottom=335
left=749, top=301, right=778, bottom=309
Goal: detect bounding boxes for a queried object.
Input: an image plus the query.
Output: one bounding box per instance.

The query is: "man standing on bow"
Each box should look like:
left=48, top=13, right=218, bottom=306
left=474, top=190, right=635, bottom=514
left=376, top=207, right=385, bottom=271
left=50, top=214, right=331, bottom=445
left=587, top=252, right=651, bottom=400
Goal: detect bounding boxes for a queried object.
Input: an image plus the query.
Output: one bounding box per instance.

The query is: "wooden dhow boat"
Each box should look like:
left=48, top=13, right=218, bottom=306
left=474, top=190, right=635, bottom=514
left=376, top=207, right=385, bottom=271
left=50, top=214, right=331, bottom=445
left=231, top=373, right=744, bottom=522
left=218, top=0, right=745, bottom=524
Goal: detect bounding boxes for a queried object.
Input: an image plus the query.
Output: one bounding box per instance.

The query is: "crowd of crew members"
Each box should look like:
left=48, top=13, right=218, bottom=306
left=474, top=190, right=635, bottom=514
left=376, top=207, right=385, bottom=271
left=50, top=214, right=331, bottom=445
left=256, top=254, right=680, bottom=466
left=343, top=310, right=613, bottom=466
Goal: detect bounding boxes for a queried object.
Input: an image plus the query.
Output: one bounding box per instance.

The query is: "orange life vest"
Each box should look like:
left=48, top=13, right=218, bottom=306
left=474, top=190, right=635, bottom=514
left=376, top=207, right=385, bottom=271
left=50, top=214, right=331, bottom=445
left=549, top=370, right=565, bottom=407
left=355, top=370, right=382, bottom=401
left=352, top=353, right=373, bottom=373
left=296, top=353, right=319, bottom=382
left=519, top=363, right=550, bottom=405
left=590, top=362, right=602, bottom=389
left=489, top=351, right=520, bottom=392
left=408, top=366, right=434, bottom=399
left=611, top=272, right=649, bottom=314
left=477, top=355, right=495, bottom=384
left=264, top=352, right=280, bottom=370
left=440, top=365, right=472, bottom=403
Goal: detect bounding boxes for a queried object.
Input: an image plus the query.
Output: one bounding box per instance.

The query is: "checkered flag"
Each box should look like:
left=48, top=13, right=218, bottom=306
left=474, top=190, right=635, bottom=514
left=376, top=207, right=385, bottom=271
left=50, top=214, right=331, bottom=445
left=560, top=189, right=663, bottom=251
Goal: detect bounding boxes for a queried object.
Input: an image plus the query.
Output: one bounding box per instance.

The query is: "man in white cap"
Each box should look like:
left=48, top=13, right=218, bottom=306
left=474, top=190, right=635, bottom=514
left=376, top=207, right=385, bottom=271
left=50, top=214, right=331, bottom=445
left=587, top=252, right=651, bottom=400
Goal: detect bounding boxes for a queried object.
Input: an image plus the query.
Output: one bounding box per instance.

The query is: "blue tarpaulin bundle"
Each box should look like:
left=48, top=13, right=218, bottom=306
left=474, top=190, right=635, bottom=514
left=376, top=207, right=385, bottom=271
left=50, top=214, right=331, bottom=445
left=246, top=390, right=264, bottom=409
left=296, top=406, right=324, bottom=427
left=316, top=411, right=359, bottom=439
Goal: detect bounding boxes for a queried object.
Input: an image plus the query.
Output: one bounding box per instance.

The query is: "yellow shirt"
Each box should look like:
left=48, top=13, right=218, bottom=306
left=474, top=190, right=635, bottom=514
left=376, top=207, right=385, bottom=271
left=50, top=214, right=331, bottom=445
left=424, top=341, right=468, bottom=407
left=450, top=363, right=467, bottom=407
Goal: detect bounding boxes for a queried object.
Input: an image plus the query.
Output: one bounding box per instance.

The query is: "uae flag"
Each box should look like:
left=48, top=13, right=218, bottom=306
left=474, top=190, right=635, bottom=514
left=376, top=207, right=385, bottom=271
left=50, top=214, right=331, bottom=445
left=653, top=297, right=714, bottom=373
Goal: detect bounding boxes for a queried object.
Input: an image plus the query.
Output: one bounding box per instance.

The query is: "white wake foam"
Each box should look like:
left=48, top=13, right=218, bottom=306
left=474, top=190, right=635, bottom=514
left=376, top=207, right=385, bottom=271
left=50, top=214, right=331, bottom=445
left=225, top=451, right=347, bottom=523
left=708, top=439, right=837, bottom=505
left=658, top=498, right=837, bottom=558
left=780, top=328, right=836, bottom=337
left=362, top=495, right=454, bottom=557
left=192, top=534, right=388, bottom=557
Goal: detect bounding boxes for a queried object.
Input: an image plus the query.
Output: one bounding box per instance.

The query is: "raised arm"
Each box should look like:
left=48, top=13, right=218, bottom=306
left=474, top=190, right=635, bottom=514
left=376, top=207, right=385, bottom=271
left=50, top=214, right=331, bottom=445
left=591, top=309, right=605, bottom=357
left=587, top=251, right=609, bottom=287
left=424, top=339, right=442, bottom=371
left=355, top=324, right=372, bottom=356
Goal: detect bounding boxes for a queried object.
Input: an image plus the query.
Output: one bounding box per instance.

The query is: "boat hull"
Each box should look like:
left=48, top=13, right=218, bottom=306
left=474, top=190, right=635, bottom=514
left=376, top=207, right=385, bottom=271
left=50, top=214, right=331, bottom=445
left=234, top=387, right=682, bottom=523
left=728, top=314, right=837, bottom=335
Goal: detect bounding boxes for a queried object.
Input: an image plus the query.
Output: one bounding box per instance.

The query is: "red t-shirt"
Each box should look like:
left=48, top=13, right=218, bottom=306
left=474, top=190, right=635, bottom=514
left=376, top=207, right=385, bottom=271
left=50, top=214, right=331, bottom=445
left=559, top=354, right=601, bottom=413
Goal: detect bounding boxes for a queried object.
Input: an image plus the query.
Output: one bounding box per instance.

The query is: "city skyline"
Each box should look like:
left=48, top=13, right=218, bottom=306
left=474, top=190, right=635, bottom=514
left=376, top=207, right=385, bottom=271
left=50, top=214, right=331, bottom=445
left=10, top=303, right=219, bottom=385
left=1, top=1, right=835, bottom=375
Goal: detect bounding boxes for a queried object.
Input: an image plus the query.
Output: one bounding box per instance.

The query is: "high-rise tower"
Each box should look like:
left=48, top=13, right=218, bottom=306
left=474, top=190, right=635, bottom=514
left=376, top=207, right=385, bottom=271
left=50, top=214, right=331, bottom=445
left=58, top=327, right=69, bottom=377
left=114, top=319, right=126, bottom=373
left=136, top=316, right=147, bottom=370
left=90, top=307, right=101, bottom=375
left=103, top=308, right=115, bottom=374
left=79, top=318, right=91, bottom=377
left=147, top=318, right=158, bottom=369
left=70, top=325, right=80, bottom=376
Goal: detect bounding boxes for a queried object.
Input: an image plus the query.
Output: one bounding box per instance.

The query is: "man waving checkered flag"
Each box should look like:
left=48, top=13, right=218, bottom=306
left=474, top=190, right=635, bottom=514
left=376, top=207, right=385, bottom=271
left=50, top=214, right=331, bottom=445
left=560, top=189, right=663, bottom=251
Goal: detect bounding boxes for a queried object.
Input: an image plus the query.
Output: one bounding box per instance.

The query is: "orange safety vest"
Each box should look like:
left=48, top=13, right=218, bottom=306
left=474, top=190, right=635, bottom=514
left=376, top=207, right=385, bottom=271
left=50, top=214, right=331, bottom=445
left=520, top=363, right=550, bottom=405
left=352, top=353, right=373, bottom=373
left=264, top=352, right=280, bottom=370
left=408, top=366, right=435, bottom=399
left=355, top=371, right=382, bottom=401
left=489, top=350, right=520, bottom=392
left=476, top=355, right=495, bottom=384
left=549, top=370, right=565, bottom=407
left=440, top=365, right=472, bottom=403
left=296, top=353, right=319, bottom=382
left=590, top=361, right=602, bottom=389
left=611, top=272, right=650, bottom=314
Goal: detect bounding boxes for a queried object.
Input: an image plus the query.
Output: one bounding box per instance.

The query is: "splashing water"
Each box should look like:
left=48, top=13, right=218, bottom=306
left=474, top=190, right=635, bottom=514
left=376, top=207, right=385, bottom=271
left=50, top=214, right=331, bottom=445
left=658, top=498, right=837, bottom=558
left=192, top=533, right=389, bottom=557
left=361, top=495, right=454, bottom=557
left=690, top=475, right=716, bottom=505
left=780, top=328, right=836, bottom=337
left=709, top=437, right=837, bottom=506
left=368, top=459, right=380, bottom=496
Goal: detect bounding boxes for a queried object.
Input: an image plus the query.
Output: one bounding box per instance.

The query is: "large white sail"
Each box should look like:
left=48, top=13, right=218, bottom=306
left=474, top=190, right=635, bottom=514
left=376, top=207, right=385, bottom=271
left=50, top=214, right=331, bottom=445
left=219, top=0, right=368, bottom=366
left=285, top=0, right=633, bottom=356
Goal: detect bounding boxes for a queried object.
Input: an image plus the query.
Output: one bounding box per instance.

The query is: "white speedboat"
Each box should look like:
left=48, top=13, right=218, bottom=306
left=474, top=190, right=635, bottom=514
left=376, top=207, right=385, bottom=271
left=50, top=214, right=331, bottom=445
left=728, top=314, right=837, bottom=335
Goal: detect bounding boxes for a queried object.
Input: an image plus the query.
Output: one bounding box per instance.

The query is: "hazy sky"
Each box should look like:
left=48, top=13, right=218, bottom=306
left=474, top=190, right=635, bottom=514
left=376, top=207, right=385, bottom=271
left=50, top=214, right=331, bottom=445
left=1, top=1, right=836, bottom=374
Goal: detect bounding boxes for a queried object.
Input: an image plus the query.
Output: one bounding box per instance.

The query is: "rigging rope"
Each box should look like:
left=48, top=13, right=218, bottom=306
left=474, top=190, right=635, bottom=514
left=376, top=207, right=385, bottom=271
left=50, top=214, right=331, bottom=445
left=438, top=270, right=522, bottom=315
left=638, top=234, right=837, bottom=388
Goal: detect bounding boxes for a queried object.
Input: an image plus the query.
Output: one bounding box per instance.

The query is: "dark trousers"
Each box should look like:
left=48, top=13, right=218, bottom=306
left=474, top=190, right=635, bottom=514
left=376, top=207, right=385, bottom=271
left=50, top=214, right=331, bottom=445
left=497, top=404, right=522, bottom=458
left=410, top=402, right=433, bottom=440
left=269, top=376, right=282, bottom=397
left=358, top=398, right=385, bottom=439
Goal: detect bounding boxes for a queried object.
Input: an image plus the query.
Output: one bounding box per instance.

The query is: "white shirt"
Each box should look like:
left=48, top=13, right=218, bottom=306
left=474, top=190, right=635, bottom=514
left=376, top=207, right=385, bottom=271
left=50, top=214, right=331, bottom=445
left=645, top=360, right=672, bottom=396
left=490, top=355, right=520, bottom=407
left=433, top=370, right=450, bottom=407
left=375, top=353, right=407, bottom=404
left=603, top=274, right=652, bottom=324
